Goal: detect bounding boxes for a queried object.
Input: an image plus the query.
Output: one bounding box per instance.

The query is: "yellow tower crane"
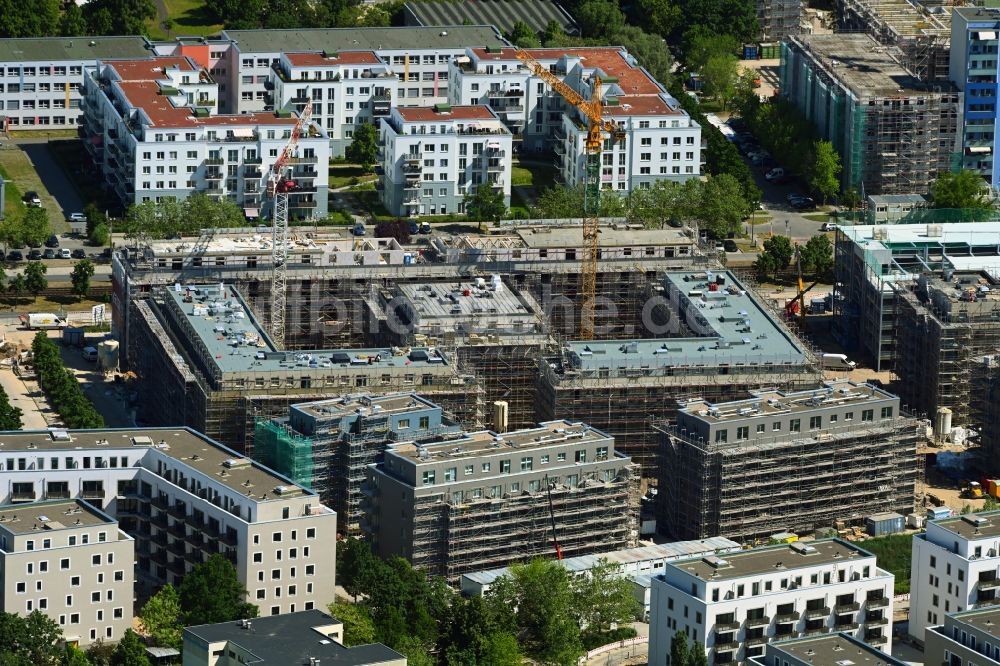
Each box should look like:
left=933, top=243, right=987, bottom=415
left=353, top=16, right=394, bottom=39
left=514, top=50, right=625, bottom=340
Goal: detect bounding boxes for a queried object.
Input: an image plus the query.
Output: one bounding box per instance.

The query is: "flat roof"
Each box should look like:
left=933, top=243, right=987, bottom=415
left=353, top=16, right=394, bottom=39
left=790, top=34, right=950, bottom=98
left=163, top=283, right=452, bottom=374
left=0, top=428, right=312, bottom=502
left=562, top=271, right=806, bottom=369
left=0, top=500, right=114, bottom=536
left=0, top=36, right=150, bottom=62
left=944, top=606, right=1000, bottom=635
left=768, top=633, right=906, bottom=666
left=185, top=610, right=404, bottom=664
left=462, top=537, right=742, bottom=584
left=284, top=51, right=381, bottom=67
left=388, top=419, right=611, bottom=464
left=933, top=510, right=1000, bottom=540
left=291, top=393, right=441, bottom=420
left=396, top=105, right=502, bottom=123
left=955, top=7, right=1000, bottom=23
left=669, top=539, right=877, bottom=581
left=516, top=226, right=693, bottom=248
left=394, top=279, right=542, bottom=333
left=406, top=0, right=578, bottom=36
left=223, top=25, right=506, bottom=54
left=867, top=194, right=927, bottom=205
left=678, top=380, right=894, bottom=424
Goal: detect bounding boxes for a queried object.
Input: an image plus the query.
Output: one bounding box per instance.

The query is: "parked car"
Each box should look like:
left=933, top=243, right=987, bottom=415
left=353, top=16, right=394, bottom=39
left=71, top=249, right=87, bottom=259
left=6, top=251, right=23, bottom=262
left=407, top=220, right=419, bottom=234
left=351, top=222, right=366, bottom=236
left=419, top=221, right=431, bottom=234
left=59, top=248, right=71, bottom=259
left=81, top=346, right=98, bottom=362
left=765, top=167, right=785, bottom=182
left=43, top=248, right=57, bottom=259
left=44, top=235, right=59, bottom=248
left=723, top=239, right=738, bottom=252
left=790, top=196, right=816, bottom=210
left=27, top=250, right=42, bottom=261
left=67, top=212, right=87, bottom=223
left=821, top=222, right=839, bottom=232
left=22, top=191, right=41, bottom=207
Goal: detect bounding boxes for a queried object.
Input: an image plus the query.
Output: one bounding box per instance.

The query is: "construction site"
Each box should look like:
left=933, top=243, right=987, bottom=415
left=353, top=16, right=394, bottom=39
left=254, top=393, right=463, bottom=536
left=780, top=33, right=961, bottom=196
left=362, top=419, right=640, bottom=582
left=659, top=380, right=923, bottom=543
left=835, top=0, right=955, bottom=82
left=758, top=0, right=803, bottom=42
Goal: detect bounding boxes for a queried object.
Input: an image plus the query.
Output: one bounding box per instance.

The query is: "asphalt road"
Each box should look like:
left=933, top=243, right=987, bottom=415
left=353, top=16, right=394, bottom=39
left=14, top=139, right=86, bottom=224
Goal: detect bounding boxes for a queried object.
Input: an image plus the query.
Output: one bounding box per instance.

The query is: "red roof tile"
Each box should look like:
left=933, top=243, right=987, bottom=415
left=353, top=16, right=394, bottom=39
left=606, top=95, right=681, bottom=117
left=285, top=51, right=381, bottom=67
left=108, top=57, right=197, bottom=81
left=396, top=105, right=500, bottom=122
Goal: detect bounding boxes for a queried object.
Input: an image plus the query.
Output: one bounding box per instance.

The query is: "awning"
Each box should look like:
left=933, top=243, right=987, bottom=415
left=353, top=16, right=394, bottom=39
left=231, top=127, right=254, bottom=138
left=978, top=31, right=997, bottom=40
left=244, top=207, right=259, bottom=218
left=967, top=145, right=992, bottom=154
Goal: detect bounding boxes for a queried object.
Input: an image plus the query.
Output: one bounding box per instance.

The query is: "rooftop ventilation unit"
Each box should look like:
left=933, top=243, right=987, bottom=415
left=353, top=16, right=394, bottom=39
left=790, top=542, right=817, bottom=555
left=224, top=458, right=252, bottom=469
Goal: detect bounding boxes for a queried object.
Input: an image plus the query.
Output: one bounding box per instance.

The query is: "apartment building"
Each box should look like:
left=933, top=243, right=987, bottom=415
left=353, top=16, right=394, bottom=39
left=271, top=50, right=395, bottom=157
left=750, top=633, right=908, bottom=666
left=0, top=427, right=337, bottom=618
left=213, top=25, right=506, bottom=115
left=661, top=380, right=921, bottom=542
left=0, top=499, right=134, bottom=646
left=0, top=36, right=150, bottom=132
left=909, top=510, right=1000, bottom=643
left=950, top=8, right=1000, bottom=189
left=649, top=539, right=894, bottom=666
left=255, top=393, right=462, bottom=537
left=925, top=607, right=1000, bottom=666
left=363, top=419, right=640, bottom=582
left=182, top=610, right=406, bottom=666
left=81, top=57, right=330, bottom=217
left=377, top=104, right=513, bottom=216
left=448, top=46, right=702, bottom=189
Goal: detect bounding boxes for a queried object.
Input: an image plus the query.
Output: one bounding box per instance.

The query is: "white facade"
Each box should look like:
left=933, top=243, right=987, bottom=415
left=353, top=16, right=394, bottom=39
left=0, top=427, right=337, bottom=620
left=447, top=46, right=702, bottom=189
left=378, top=105, right=512, bottom=217
left=909, top=511, right=1000, bottom=643
left=81, top=56, right=330, bottom=218
left=649, top=540, right=894, bottom=666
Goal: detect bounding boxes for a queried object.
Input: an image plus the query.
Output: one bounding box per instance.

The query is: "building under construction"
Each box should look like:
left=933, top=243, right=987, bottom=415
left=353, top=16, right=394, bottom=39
left=127, top=282, right=481, bottom=455
left=367, top=278, right=553, bottom=429
left=362, top=419, right=639, bottom=582
left=660, top=380, right=922, bottom=543
left=835, top=0, right=958, bottom=82
left=780, top=34, right=961, bottom=196
left=973, top=355, right=1000, bottom=470
left=537, top=270, right=824, bottom=475
left=758, top=0, right=802, bottom=42
left=254, top=393, right=462, bottom=536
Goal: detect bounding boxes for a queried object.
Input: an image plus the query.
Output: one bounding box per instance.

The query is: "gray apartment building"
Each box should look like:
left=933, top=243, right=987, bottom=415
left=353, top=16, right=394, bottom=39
left=363, top=419, right=640, bottom=582
left=926, top=607, right=1000, bottom=666
left=255, top=393, right=462, bottom=537
left=750, top=633, right=908, bottom=666
left=0, top=499, right=134, bottom=646
left=660, top=380, right=921, bottom=542
left=0, top=426, right=337, bottom=620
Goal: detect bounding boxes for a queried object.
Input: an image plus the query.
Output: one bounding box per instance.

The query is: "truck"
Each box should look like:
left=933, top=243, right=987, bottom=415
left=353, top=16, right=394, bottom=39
left=821, top=353, right=856, bottom=370
left=20, top=313, right=66, bottom=330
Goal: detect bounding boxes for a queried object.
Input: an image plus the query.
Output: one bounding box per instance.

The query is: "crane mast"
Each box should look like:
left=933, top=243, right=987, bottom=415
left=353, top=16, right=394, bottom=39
left=266, top=105, right=313, bottom=349
left=515, top=50, right=624, bottom=340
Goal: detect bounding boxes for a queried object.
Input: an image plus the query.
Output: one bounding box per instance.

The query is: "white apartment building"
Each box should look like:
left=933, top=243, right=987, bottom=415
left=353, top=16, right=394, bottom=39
left=0, top=427, right=337, bottom=620
left=909, top=510, right=1000, bottom=644
left=0, top=36, right=150, bottom=132
left=447, top=46, right=702, bottom=190
left=378, top=104, right=512, bottom=216
left=0, top=499, right=134, bottom=646
left=271, top=50, right=395, bottom=156
left=649, top=539, right=894, bottom=666
left=81, top=56, right=330, bottom=218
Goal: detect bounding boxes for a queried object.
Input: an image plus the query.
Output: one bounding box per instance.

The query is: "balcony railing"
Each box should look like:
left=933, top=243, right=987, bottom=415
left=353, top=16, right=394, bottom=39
left=714, top=642, right=739, bottom=653
left=746, top=636, right=769, bottom=647
left=46, top=490, right=71, bottom=500
left=714, top=622, right=740, bottom=632
left=245, top=156, right=263, bottom=165
left=979, top=578, right=1000, bottom=591
left=775, top=612, right=800, bottom=623
left=205, top=157, right=224, bottom=166
left=804, top=607, right=830, bottom=619
left=81, top=489, right=104, bottom=500
left=865, top=597, right=889, bottom=609
left=802, top=627, right=830, bottom=637
left=866, top=617, right=889, bottom=626
left=11, top=492, right=36, bottom=502
left=835, top=602, right=860, bottom=614
left=746, top=616, right=770, bottom=629
left=835, top=622, right=860, bottom=631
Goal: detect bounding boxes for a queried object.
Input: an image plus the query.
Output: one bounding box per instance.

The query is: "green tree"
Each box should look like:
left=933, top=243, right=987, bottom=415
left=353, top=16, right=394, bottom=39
left=690, top=643, right=709, bottom=666
left=63, top=645, right=93, bottom=666
left=576, top=0, right=625, bottom=38
left=685, top=29, right=739, bottom=73
left=931, top=169, right=993, bottom=210
left=23, top=262, right=47, bottom=302
left=337, top=537, right=375, bottom=598
left=675, top=0, right=758, bottom=47
left=463, top=186, right=507, bottom=230
left=442, top=595, right=521, bottom=666
left=70, top=259, right=95, bottom=302
left=109, top=630, right=149, bottom=666
left=755, top=235, right=794, bottom=278
left=670, top=629, right=691, bottom=666
left=329, top=602, right=377, bottom=647
left=139, top=584, right=182, bottom=650
left=700, top=54, right=739, bottom=109
left=808, top=140, right=842, bottom=204
left=572, top=559, right=641, bottom=642
left=841, top=188, right=862, bottom=217
left=31, top=333, right=104, bottom=429
left=0, top=611, right=63, bottom=665
left=612, top=25, right=674, bottom=88
left=7, top=274, right=24, bottom=306
left=633, top=0, right=680, bottom=39
left=83, top=203, right=108, bottom=238
left=0, top=0, right=61, bottom=37
left=486, top=559, right=582, bottom=666
left=0, top=384, right=23, bottom=430
left=179, top=554, right=258, bottom=626
left=84, top=640, right=116, bottom=666
left=345, top=122, right=379, bottom=172
left=60, top=4, right=88, bottom=36
left=508, top=20, right=540, bottom=48
left=89, top=223, right=111, bottom=247
left=20, top=207, right=50, bottom=248
left=83, top=0, right=156, bottom=35
left=800, top=233, right=834, bottom=275
left=700, top=173, right=751, bottom=239
left=541, top=19, right=564, bottom=45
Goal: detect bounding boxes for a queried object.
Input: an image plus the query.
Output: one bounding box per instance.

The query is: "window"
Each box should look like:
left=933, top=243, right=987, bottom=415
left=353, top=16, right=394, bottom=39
left=272, top=532, right=282, bottom=543
left=481, top=462, right=491, bottom=472
left=421, top=470, right=436, bottom=485
left=464, top=465, right=474, bottom=476
left=790, top=419, right=801, bottom=432
left=60, top=558, right=69, bottom=570
left=575, top=450, right=587, bottom=463
left=881, top=406, right=893, bottom=419
left=500, top=460, right=511, bottom=473
left=444, top=467, right=457, bottom=482
left=715, top=430, right=728, bottom=443
left=862, top=409, right=874, bottom=422
left=520, top=457, right=533, bottom=471
left=736, top=426, right=749, bottom=440
left=809, top=416, right=821, bottom=430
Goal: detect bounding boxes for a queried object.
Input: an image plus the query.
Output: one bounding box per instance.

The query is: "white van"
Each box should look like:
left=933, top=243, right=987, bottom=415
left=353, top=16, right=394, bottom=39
left=81, top=346, right=98, bottom=362
left=822, top=353, right=856, bottom=370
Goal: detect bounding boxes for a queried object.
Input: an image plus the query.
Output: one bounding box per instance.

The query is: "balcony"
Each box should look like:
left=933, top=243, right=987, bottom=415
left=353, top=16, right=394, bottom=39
left=203, top=187, right=224, bottom=195
left=746, top=616, right=771, bottom=629
left=802, top=627, right=830, bottom=637
left=245, top=156, right=263, bottom=165
left=403, top=197, right=421, bottom=207
left=205, top=171, right=223, bottom=181
left=487, top=161, right=504, bottom=172
left=975, top=597, right=1000, bottom=608
left=46, top=490, right=71, bottom=500
left=835, top=622, right=860, bottom=631
left=168, top=539, right=186, bottom=556
left=866, top=597, right=889, bottom=609
left=775, top=612, right=800, bottom=623
left=866, top=617, right=889, bottom=626
left=205, top=157, right=224, bottom=166
left=835, top=603, right=860, bottom=614
left=286, top=156, right=318, bottom=164
left=866, top=635, right=887, bottom=645
left=403, top=162, right=422, bottom=174
left=10, top=491, right=36, bottom=502
left=714, top=641, right=739, bottom=653
left=979, top=578, right=1000, bottom=591
left=81, top=488, right=104, bottom=500
left=290, top=199, right=318, bottom=208
left=715, top=623, right=740, bottom=633
left=404, top=181, right=421, bottom=191
left=746, top=636, right=769, bottom=648
left=804, top=607, right=830, bottom=619
left=488, top=88, right=524, bottom=99
left=221, top=532, right=238, bottom=547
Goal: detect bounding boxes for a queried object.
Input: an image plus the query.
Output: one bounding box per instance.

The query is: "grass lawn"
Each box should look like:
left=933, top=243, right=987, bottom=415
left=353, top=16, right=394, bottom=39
left=511, top=160, right=557, bottom=189
left=0, top=150, right=69, bottom=233
left=7, top=129, right=78, bottom=140
left=146, top=0, right=223, bottom=40
left=0, top=292, right=107, bottom=313
left=858, top=533, right=913, bottom=595
left=329, top=165, right=377, bottom=189
left=802, top=212, right=833, bottom=223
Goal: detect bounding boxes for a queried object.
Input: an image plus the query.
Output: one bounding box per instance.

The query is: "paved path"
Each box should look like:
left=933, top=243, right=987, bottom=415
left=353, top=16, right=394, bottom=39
left=15, top=141, right=85, bottom=219
left=0, top=367, right=51, bottom=429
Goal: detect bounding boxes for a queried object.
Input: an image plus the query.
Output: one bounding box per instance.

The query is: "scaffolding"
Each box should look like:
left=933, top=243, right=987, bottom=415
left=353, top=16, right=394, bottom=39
left=758, top=0, right=802, bottom=42
left=253, top=419, right=318, bottom=489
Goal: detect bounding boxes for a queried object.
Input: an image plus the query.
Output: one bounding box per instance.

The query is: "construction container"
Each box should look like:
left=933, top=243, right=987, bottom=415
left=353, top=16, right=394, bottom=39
left=62, top=327, right=85, bottom=347
left=865, top=512, right=905, bottom=536
left=927, top=506, right=952, bottom=521
left=907, top=513, right=925, bottom=529
left=742, top=44, right=759, bottom=60
left=770, top=531, right=797, bottom=543
left=759, top=42, right=779, bottom=59
left=988, top=479, right=1000, bottom=498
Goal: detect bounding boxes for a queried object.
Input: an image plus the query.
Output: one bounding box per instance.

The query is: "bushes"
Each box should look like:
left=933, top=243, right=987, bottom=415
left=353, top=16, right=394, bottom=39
left=30, top=333, right=104, bottom=429
left=859, top=534, right=912, bottom=594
